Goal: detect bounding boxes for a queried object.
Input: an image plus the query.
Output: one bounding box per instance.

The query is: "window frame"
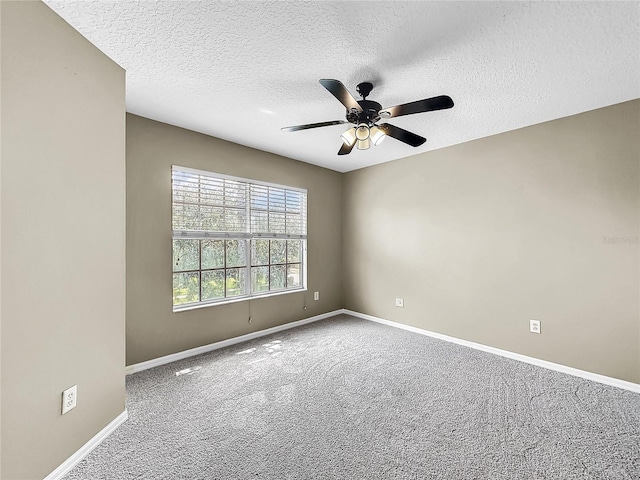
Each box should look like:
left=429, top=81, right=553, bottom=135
left=172, top=166, right=307, bottom=312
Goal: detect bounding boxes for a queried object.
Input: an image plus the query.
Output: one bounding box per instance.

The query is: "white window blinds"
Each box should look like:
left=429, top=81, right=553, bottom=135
left=172, top=166, right=307, bottom=239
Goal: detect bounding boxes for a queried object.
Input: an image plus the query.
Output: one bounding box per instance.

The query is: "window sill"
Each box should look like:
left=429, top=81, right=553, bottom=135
left=172, top=287, right=307, bottom=313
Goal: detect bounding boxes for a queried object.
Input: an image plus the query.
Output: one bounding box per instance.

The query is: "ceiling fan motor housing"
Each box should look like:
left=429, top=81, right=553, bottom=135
left=347, top=99, right=382, bottom=125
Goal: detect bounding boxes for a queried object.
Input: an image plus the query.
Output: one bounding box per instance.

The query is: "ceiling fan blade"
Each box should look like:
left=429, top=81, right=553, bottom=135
left=319, top=79, right=363, bottom=113
left=281, top=120, right=348, bottom=132
left=379, top=123, right=426, bottom=147
left=379, top=95, right=453, bottom=119
left=338, top=138, right=356, bottom=155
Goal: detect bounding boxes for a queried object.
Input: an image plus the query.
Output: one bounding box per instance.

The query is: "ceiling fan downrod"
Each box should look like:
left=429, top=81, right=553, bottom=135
left=355, top=82, right=373, bottom=100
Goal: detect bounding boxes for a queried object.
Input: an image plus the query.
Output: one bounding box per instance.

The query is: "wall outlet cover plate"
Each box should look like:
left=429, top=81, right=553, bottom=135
left=530, top=319, right=541, bottom=334
left=62, top=385, right=77, bottom=414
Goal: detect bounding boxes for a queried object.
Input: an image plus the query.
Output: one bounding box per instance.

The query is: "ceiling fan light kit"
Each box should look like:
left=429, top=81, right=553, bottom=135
left=357, top=138, right=371, bottom=151
left=341, top=127, right=357, bottom=146
left=282, top=79, right=454, bottom=156
left=369, top=125, right=385, bottom=145
left=355, top=124, right=370, bottom=141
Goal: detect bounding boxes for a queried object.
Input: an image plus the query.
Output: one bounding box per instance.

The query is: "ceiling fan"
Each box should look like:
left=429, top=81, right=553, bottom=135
left=282, top=79, right=454, bottom=155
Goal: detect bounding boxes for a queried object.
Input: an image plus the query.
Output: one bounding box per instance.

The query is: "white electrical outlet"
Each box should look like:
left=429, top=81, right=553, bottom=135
left=62, top=385, right=77, bottom=414
left=530, top=319, right=541, bottom=334
left=314, top=291, right=319, bottom=301
left=395, top=298, right=404, bottom=308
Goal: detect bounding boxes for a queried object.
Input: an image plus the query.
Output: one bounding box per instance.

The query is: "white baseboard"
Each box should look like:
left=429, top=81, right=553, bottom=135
left=126, top=309, right=342, bottom=375
left=44, top=410, right=128, bottom=480
left=343, top=309, right=640, bottom=394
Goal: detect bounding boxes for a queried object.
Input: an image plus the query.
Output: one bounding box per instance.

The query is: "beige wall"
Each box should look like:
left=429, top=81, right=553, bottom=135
left=343, top=100, right=640, bottom=383
left=1, top=2, right=126, bottom=479
left=126, top=114, right=343, bottom=365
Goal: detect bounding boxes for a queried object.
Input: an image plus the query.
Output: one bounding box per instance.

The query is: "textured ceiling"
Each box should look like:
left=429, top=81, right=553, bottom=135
left=45, top=1, right=639, bottom=173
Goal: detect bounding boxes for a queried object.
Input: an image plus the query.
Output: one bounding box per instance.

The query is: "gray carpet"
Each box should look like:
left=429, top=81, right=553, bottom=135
left=65, top=314, right=640, bottom=479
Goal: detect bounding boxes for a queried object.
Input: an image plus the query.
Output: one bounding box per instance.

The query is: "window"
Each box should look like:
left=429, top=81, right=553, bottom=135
left=171, top=166, right=307, bottom=310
